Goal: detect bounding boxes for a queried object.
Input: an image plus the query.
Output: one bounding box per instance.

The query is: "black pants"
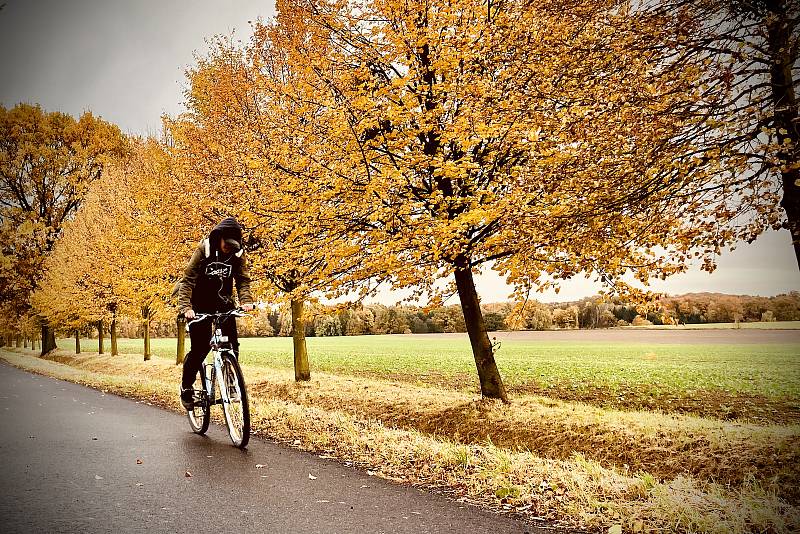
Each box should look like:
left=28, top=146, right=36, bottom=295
left=181, top=316, right=239, bottom=390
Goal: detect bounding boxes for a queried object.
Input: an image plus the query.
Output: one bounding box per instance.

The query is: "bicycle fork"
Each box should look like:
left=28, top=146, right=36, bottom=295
left=212, top=353, right=232, bottom=405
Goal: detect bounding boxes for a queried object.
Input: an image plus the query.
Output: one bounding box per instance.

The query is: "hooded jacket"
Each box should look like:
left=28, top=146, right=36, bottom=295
left=177, top=217, right=254, bottom=314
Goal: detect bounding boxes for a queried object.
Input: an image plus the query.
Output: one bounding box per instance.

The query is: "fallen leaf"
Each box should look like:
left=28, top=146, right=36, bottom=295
left=308, top=474, right=317, bottom=480
left=255, top=464, right=265, bottom=469
left=185, top=471, right=193, bottom=478
left=136, top=459, right=143, bottom=465
left=94, top=475, right=103, bottom=480
left=136, top=483, right=144, bottom=487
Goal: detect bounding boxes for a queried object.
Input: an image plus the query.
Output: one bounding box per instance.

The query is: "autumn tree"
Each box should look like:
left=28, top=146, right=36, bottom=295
left=33, top=139, right=183, bottom=360
left=0, top=103, right=127, bottom=353
left=168, top=22, right=383, bottom=381
left=641, top=0, right=800, bottom=268
left=268, top=0, right=736, bottom=401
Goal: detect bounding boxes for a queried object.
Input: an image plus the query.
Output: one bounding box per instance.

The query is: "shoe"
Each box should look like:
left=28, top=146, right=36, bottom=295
left=180, top=387, right=194, bottom=410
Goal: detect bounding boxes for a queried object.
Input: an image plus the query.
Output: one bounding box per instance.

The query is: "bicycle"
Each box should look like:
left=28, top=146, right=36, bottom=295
left=184, top=309, right=250, bottom=448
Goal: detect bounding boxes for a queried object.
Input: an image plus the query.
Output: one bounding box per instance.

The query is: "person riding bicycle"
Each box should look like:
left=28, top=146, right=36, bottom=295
left=177, top=217, right=254, bottom=409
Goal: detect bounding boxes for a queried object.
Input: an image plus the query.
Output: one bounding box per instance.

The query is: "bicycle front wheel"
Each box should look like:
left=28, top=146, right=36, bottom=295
left=220, top=352, right=250, bottom=448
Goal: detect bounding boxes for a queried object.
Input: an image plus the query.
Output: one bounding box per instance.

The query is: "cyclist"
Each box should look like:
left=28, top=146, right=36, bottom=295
left=177, top=217, right=254, bottom=409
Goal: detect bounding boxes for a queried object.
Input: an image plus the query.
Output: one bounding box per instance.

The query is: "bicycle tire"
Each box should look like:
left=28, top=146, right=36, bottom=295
left=187, top=391, right=210, bottom=435
left=220, top=352, right=250, bottom=448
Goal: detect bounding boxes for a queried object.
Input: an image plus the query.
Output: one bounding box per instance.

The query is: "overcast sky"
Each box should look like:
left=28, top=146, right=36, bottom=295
left=1, top=0, right=798, bottom=303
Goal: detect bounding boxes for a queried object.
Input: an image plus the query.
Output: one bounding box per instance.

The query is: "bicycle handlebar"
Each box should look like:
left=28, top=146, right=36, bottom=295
left=186, top=308, right=248, bottom=330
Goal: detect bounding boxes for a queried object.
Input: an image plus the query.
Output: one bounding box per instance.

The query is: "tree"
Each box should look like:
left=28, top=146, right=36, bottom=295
left=32, top=139, right=183, bottom=359
left=271, top=0, right=727, bottom=402
left=167, top=24, right=383, bottom=381
left=0, top=103, right=126, bottom=353
left=645, top=0, right=800, bottom=267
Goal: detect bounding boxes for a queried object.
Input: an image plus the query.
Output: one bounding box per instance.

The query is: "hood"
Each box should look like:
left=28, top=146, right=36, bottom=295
left=207, top=217, right=244, bottom=258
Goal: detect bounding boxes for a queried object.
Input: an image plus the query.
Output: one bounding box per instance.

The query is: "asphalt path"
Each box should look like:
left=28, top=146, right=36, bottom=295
left=0, top=362, right=553, bottom=534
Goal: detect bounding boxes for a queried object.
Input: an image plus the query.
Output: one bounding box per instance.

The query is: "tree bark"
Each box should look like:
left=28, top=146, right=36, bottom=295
left=453, top=256, right=508, bottom=403
left=143, top=319, right=151, bottom=361
left=40, top=320, right=57, bottom=355
left=23, top=338, right=28, bottom=349
left=766, top=1, right=800, bottom=269
left=176, top=317, right=186, bottom=365
left=97, top=321, right=104, bottom=354
left=15, top=335, right=21, bottom=348
left=110, top=316, right=118, bottom=356
left=291, top=299, right=311, bottom=381
left=75, top=330, right=81, bottom=354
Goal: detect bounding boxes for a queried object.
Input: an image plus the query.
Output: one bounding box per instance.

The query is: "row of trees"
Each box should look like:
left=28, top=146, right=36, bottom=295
left=39, top=291, right=799, bottom=342
left=2, top=0, right=798, bottom=403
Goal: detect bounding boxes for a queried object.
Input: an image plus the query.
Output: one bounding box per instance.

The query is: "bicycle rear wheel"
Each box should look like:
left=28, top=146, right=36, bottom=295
left=187, top=364, right=210, bottom=434
left=220, top=352, right=250, bottom=448
left=187, top=391, right=210, bottom=435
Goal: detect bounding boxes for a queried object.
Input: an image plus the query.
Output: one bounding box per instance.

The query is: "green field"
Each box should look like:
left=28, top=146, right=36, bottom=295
left=64, top=332, right=800, bottom=421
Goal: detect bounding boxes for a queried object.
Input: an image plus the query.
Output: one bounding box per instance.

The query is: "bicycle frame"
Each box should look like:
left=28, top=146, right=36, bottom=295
left=187, top=310, right=243, bottom=409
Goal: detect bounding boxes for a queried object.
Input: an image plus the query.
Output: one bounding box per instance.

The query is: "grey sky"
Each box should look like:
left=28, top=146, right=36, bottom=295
left=1, top=0, right=798, bottom=302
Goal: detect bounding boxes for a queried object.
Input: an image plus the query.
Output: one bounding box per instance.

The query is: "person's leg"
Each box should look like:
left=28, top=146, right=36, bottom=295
left=221, top=316, right=240, bottom=357
left=182, top=319, right=212, bottom=390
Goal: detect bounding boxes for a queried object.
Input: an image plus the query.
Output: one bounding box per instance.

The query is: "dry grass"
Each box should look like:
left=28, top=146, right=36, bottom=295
left=2, top=347, right=798, bottom=533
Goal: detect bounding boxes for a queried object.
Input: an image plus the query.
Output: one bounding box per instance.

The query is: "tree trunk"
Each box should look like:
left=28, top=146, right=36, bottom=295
left=453, top=256, right=508, bottom=403
left=40, top=320, right=57, bottom=355
left=176, top=317, right=186, bottom=365
left=15, top=335, right=21, bottom=348
left=97, top=321, right=104, bottom=354
left=291, top=299, right=310, bottom=381
left=111, top=316, right=118, bottom=356
left=75, top=331, right=81, bottom=354
left=23, top=338, right=28, bottom=349
left=766, top=2, right=800, bottom=269
left=143, top=319, right=151, bottom=361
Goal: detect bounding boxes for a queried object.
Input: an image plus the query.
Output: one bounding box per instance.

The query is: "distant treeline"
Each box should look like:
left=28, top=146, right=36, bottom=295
left=105, top=292, right=800, bottom=339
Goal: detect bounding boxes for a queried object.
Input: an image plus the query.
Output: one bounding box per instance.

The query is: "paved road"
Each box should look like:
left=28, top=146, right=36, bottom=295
left=0, top=362, right=551, bottom=533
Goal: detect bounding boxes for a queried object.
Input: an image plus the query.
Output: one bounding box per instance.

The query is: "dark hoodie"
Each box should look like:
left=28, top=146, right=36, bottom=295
left=177, top=218, right=254, bottom=313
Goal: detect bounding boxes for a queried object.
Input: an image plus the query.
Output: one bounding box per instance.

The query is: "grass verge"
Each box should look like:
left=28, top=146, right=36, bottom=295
left=84, top=335, right=800, bottom=423
left=2, top=347, right=798, bottom=533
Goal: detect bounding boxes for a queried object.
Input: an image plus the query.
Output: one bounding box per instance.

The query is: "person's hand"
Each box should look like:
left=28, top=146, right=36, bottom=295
left=241, top=304, right=254, bottom=312
left=185, top=309, right=196, bottom=320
